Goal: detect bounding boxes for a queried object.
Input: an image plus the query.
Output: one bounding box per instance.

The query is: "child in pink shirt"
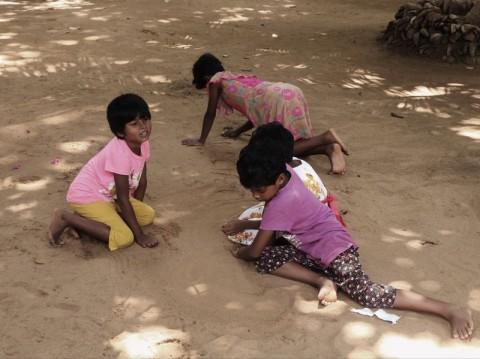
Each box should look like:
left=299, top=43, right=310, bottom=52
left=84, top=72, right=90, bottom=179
left=48, top=94, right=158, bottom=250
left=232, top=145, right=474, bottom=341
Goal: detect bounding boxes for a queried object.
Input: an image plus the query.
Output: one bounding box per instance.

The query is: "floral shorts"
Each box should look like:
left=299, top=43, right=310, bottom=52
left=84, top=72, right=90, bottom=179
left=255, top=245, right=396, bottom=308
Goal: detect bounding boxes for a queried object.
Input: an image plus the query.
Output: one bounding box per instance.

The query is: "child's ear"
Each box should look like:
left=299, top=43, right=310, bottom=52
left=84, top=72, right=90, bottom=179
left=276, top=173, right=287, bottom=186
left=116, top=132, right=125, bottom=138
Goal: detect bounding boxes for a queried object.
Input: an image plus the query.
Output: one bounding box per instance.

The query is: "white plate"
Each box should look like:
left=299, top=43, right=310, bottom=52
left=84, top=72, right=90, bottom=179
left=227, top=203, right=264, bottom=246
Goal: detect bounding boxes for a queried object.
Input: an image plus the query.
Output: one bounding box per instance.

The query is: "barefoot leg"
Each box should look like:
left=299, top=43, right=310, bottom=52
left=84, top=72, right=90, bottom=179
left=61, top=211, right=110, bottom=243
left=48, top=209, right=69, bottom=247
left=324, top=128, right=349, bottom=156
left=293, top=129, right=349, bottom=156
left=393, top=289, right=474, bottom=340
left=65, top=227, right=81, bottom=239
left=272, top=261, right=338, bottom=305
left=317, top=279, right=338, bottom=306
left=325, top=143, right=346, bottom=175
left=293, top=140, right=346, bottom=175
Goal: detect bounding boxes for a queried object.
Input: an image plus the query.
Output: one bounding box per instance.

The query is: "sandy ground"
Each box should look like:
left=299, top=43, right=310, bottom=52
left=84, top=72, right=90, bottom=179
left=1, top=0, right=480, bottom=358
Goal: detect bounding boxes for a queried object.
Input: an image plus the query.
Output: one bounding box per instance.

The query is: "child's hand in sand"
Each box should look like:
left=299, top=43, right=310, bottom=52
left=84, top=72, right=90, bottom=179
left=181, top=138, right=203, bottom=146
left=221, top=127, right=240, bottom=138
left=135, top=234, right=159, bottom=248
left=230, top=244, right=242, bottom=258
left=222, top=219, right=253, bottom=235
left=318, top=279, right=338, bottom=306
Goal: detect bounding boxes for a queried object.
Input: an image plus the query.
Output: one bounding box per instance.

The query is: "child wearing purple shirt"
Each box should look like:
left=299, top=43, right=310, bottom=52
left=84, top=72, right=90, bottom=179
left=260, top=165, right=352, bottom=266
left=231, top=144, right=474, bottom=341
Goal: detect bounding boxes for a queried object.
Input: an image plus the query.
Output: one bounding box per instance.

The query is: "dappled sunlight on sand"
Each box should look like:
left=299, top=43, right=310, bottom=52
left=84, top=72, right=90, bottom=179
left=6, top=200, right=37, bottom=213
left=144, top=75, right=172, bottom=84
left=58, top=141, right=94, bottom=154
left=186, top=283, right=208, bottom=296
left=381, top=227, right=441, bottom=250
left=210, top=7, right=254, bottom=26
left=110, top=325, right=189, bottom=359
left=342, top=69, right=385, bottom=89
left=374, top=332, right=480, bottom=358
left=225, top=301, right=244, bottom=310
left=450, top=118, right=480, bottom=142
left=0, top=32, right=17, bottom=40
left=390, top=228, right=421, bottom=238
left=15, top=177, right=51, bottom=191
left=51, top=40, right=79, bottom=46
left=23, top=0, right=92, bottom=11
left=342, top=321, right=377, bottom=345
left=386, top=86, right=451, bottom=98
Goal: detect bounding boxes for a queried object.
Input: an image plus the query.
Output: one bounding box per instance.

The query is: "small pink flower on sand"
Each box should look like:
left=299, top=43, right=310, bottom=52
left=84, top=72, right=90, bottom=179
left=256, top=88, right=265, bottom=96
left=292, top=106, right=303, bottom=117
left=227, top=85, right=237, bottom=93
left=281, top=89, right=295, bottom=100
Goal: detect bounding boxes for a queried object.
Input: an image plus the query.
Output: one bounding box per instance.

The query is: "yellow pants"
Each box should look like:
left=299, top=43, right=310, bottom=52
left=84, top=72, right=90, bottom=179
left=69, top=198, right=155, bottom=251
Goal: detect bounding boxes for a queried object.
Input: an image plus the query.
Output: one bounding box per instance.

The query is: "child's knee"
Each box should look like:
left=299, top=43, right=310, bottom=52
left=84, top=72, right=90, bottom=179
left=109, top=227, right=135, bottom=251
left=138, top=205, right=155, bottom=226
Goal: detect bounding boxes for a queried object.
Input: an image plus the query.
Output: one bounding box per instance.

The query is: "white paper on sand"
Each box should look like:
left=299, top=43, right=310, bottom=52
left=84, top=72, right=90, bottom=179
left=350, top=308, right=401, bottom=324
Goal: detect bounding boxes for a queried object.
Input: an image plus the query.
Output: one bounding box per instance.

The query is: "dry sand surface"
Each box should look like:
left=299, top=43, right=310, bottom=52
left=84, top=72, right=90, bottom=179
left=1, top=0, right=480, bottom=358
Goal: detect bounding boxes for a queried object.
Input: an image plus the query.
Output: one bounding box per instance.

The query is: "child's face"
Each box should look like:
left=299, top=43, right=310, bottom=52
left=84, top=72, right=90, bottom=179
left=121, top=116, right=152, bottom=147
left=249, top=173, right=287, bottom=202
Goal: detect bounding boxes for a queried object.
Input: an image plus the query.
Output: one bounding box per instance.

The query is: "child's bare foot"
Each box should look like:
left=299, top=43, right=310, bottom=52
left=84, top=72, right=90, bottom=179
left=65, top=227, right=81, bottom=239
left=447, top=306, right=474, bottom=340
left=136, top=234, right=159, bottom=248
left=326, top=143, right=346, bottom=175
left=222, top=219, right=252, bottom=235
left=318, top=279, right=338, bottom=306
left=47, top=209, right=68, bottom=247
left=326, top=128, right=349, bottom=156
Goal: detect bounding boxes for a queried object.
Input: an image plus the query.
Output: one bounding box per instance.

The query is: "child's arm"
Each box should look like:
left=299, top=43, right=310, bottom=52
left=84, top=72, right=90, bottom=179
left=232, top=229, right=274, bottom=261
left=222, top=219, right=260, bottom=235
left=133, top=164, right=147, bottom=201
left=221, top=120, right=254, bottom=138
left=114, top=173, right=156, bottom=247
left=182, top=82, right=222, bottom=146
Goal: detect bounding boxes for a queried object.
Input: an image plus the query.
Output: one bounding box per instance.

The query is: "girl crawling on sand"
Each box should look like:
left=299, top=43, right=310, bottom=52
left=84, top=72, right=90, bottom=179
left=229, top=142, right=474, bottom=341
left=182, top=53, right=349, bottom=175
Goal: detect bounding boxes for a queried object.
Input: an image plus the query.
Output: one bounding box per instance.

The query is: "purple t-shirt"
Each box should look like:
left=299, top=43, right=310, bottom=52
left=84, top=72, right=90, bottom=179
left=66, top=137, right=150, bottom=204
left=260, top=167, right=356, bottom=266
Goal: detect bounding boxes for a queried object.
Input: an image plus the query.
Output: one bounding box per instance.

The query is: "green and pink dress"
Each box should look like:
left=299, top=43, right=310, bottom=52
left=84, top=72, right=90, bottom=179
left=209, top=71, right=313, bottom=140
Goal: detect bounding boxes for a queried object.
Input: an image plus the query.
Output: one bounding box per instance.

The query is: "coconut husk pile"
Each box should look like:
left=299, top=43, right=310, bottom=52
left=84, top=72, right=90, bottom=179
left=381, top=0, right=480, bottom=63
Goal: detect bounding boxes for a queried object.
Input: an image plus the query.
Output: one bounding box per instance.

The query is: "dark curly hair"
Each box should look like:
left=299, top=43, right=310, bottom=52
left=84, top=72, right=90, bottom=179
left=236, top=144, right=287, bottom=189
left=192, top=53, right=225, bottom=89
left=250, top=123, right=294, bottom=163
left=106, top=93, right=151, bottom=138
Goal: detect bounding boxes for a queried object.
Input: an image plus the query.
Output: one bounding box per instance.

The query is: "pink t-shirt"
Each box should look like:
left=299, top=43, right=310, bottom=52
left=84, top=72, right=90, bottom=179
left=260, top=166, right=356, bottom=266
left=66, top=137, right=150, bottom=204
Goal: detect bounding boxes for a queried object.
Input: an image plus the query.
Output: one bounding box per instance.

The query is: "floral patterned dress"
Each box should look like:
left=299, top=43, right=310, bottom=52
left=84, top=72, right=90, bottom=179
left=208, top=71, right=313, bottom=140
